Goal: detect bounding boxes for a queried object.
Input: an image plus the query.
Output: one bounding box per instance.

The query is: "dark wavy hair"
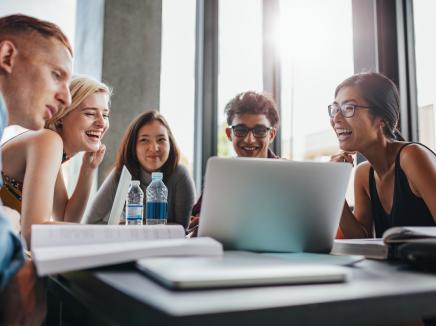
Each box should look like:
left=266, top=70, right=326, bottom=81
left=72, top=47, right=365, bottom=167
left=114, top=110, right=180, bottom=182
left=335, top=72, right=404, bottom=140
left=225, top=91, right=279, bottom=128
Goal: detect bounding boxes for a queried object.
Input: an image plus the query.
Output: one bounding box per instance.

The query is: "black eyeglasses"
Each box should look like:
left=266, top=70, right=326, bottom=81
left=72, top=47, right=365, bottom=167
left=230, top=124, right=273, bottom=138
left=328, top=103, right=371, bottom=118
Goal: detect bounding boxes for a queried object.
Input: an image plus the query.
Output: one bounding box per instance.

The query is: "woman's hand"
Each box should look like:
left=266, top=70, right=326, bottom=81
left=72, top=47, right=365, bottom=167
left=186, top=216, right=199, bottom=238
left=82, top=144, right=106, bottom=170
left=330, top=151, right=356, bottom=167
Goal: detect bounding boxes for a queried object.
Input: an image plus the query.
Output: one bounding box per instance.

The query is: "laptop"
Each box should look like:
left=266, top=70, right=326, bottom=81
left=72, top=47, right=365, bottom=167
left=136, top=251, right=350, bottom=289
left=107, top=166, right=132, bottom=225
left=198, top=157, right=352, bottom=253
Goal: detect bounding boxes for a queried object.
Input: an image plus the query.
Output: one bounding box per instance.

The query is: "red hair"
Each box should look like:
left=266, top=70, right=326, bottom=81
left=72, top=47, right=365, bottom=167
left=0, top=14, right=73, bottom=56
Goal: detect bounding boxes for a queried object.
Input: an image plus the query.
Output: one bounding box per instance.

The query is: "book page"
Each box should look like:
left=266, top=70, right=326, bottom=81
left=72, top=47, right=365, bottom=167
left=383, top=227, right=436, bottom=243
left=31, top=224, right=185, bottom=248
left=330, top=239, right=388, bottom=260
left=32, top=237, right=223, bottom=276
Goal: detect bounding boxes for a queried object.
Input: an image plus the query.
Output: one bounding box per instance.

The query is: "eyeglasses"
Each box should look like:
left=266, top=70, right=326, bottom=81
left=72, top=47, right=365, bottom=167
left=230, top=124, right=273, bottom=138
left=328, top=103, right=371, bottom=118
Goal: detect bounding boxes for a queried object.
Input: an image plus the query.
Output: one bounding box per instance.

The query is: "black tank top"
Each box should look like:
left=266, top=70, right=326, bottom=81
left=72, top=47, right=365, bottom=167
left=369, top=142, right=436, bottom=237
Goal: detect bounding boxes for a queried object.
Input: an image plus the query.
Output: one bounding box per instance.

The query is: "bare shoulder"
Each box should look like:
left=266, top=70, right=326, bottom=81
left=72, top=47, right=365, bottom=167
left=399, top=143, right=436, bottom=176
left=3, top=129, right=62, bottom=150
left=28, top=129, right=63, bottom=148
left=355, top=161, right=371, bottom=178
left=354, top=161, right=371, bottom=193
left=400, top=143, right=435, bottom=166
left=22, top=129, right=63, bottom=156
left=1, top=129, right=63, bottom=178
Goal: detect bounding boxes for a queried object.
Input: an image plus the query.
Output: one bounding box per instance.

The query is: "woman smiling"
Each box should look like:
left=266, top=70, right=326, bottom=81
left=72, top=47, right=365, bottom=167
left=0, top=75, right=111, bottom=247
left=330, top=72, right=436, bottom=239
left=85, top=110, right=195, bottom=228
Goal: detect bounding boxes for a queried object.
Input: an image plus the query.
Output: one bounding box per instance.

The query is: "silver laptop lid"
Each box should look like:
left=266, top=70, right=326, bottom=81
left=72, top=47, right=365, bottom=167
left=198, top=157, right=352, bottom=253
left=107, top=166, right=132, bottom=225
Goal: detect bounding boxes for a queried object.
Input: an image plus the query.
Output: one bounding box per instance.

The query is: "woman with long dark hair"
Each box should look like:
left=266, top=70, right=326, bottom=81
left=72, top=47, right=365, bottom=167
left=86, top=110, right=195, bottom=227
left=329, top=72, right=436, bottom=238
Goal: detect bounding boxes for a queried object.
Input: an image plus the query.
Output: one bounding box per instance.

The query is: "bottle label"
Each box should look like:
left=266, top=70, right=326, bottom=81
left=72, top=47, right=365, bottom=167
left=127, top=204, right=143, bottom=221
left=146, top=202, right=167, bottom=220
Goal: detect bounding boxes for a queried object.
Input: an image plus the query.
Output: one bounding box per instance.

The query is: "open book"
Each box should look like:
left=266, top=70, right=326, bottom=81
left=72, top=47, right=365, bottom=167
left=31, top=224, right=223, bottom=276
left=331, top=226, right=436, bottom=260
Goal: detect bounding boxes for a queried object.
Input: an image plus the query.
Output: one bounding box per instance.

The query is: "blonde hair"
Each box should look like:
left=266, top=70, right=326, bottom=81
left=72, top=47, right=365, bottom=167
left=46, top=75, right=112, bottom=130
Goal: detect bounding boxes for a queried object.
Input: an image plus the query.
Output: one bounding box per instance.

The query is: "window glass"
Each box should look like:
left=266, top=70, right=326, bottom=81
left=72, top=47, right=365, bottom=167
left=278, top=0, right=355, bottom=205
left=160, top=0, right=196, bottom=173
left=218, top=0, right=263, bottom=157
left=413, top=0, right=436, bottom=151
left=279, top=0, right=354, bottom=161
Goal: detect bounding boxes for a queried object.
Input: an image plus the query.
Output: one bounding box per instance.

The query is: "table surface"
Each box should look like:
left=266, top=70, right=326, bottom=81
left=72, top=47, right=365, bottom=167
left=48, top=251, right=436, bottom=326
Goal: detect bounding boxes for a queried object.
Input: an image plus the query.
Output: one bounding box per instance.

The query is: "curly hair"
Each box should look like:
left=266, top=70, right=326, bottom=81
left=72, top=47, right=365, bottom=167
left=224, top=91, right=279, bottom=128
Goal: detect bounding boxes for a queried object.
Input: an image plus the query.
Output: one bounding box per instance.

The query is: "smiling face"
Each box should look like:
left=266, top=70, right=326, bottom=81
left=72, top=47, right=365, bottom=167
left=135, top=120, right=171, bottom=173
left=225, top=113, right=276, bottom=158
left=60, top=92, right=110, bottom=153
left=330, top=86, right=382, bottom=152
left=1, top=36, right=72, bottom=130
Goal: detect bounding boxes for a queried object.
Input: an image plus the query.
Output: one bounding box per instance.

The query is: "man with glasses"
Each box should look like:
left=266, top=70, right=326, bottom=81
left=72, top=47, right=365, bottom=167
left=225, top=91, right=279, bottom=159
left=187, top=91, right=280, bottom=236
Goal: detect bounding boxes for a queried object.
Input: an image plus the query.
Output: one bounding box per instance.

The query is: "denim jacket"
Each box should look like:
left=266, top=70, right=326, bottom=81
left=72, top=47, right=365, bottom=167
left=0, top=94, right=24, bottom=290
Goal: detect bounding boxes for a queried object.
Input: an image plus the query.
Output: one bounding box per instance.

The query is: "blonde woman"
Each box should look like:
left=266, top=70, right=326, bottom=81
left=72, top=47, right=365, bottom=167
left=0, top=75, right=111, bottom=246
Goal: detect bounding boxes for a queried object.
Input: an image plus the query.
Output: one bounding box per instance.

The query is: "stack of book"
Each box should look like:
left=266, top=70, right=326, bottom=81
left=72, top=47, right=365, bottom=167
left=31, top=224, right=223, bottom=276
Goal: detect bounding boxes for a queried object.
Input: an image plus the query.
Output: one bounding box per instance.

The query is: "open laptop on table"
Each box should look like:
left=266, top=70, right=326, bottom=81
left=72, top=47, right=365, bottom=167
left=107, top=166, right=132, bottom=225
left=198, top=157, right=352, bottom=253
left=137, top=158, right=353, bottom=289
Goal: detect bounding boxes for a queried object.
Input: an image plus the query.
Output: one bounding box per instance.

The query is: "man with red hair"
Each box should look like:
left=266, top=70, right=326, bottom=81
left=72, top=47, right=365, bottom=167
left=0, top=14, right=73, bottom=324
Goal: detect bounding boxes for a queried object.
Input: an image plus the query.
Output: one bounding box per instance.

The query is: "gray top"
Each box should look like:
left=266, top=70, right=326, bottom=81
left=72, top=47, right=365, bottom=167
left=85, top=165, right=195, bottom=227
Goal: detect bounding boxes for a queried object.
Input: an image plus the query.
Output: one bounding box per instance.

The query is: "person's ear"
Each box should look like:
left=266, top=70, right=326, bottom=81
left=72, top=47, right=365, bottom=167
left=225, top=127, right=232, bottom=141
left=379, top=119, right=386, bottom=131
left=0, top=40, right=18, bottom=74
left=268, top=127, right=277, bottom=144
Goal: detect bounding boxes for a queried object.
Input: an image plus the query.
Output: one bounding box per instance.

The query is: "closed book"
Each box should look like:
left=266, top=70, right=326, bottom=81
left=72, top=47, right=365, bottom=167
left=31, top=224, right=223, bottom=276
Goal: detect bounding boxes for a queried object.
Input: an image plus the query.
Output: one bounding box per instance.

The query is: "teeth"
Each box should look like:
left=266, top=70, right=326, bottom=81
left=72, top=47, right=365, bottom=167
left=336, top=128, right=352, bottom=135
left=86, top=131, right=101, bottom=138
left=243, top=147, right=257, bottom=151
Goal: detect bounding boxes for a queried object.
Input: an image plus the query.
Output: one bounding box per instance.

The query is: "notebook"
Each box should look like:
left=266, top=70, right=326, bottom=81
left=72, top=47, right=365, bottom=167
left=198, top=157, right=352, bottom=253
left=108, top=166, right=132, bottom=225
left=136, top=251, right=349, bottom=289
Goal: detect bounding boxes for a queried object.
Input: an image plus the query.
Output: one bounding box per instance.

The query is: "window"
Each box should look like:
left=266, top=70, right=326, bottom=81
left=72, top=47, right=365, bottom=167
left=160, top=0, right=196, bottom=173
left=413, top=0, right=436, bottom=151
left=278, top=0, right=354, bottom=161
left=217, top=0, right=263, bottom=157
left=278, top=0, right=355, bottom=205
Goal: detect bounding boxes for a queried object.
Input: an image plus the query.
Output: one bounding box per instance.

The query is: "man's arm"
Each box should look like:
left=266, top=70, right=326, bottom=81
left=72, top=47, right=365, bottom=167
left=0, top=212, right=24, bottom=290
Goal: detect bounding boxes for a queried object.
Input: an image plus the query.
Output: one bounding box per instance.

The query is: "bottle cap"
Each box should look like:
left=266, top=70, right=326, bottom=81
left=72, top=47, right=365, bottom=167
left=131, top=180, right=140, bottom=186
left=151, top=172, right=163, bottom=180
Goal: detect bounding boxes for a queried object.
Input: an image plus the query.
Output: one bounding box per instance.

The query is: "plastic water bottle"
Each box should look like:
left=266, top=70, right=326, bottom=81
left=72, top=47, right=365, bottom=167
left=126, top=180, right=144, bottom=225
left=146, top=172, right=168, bottom=225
